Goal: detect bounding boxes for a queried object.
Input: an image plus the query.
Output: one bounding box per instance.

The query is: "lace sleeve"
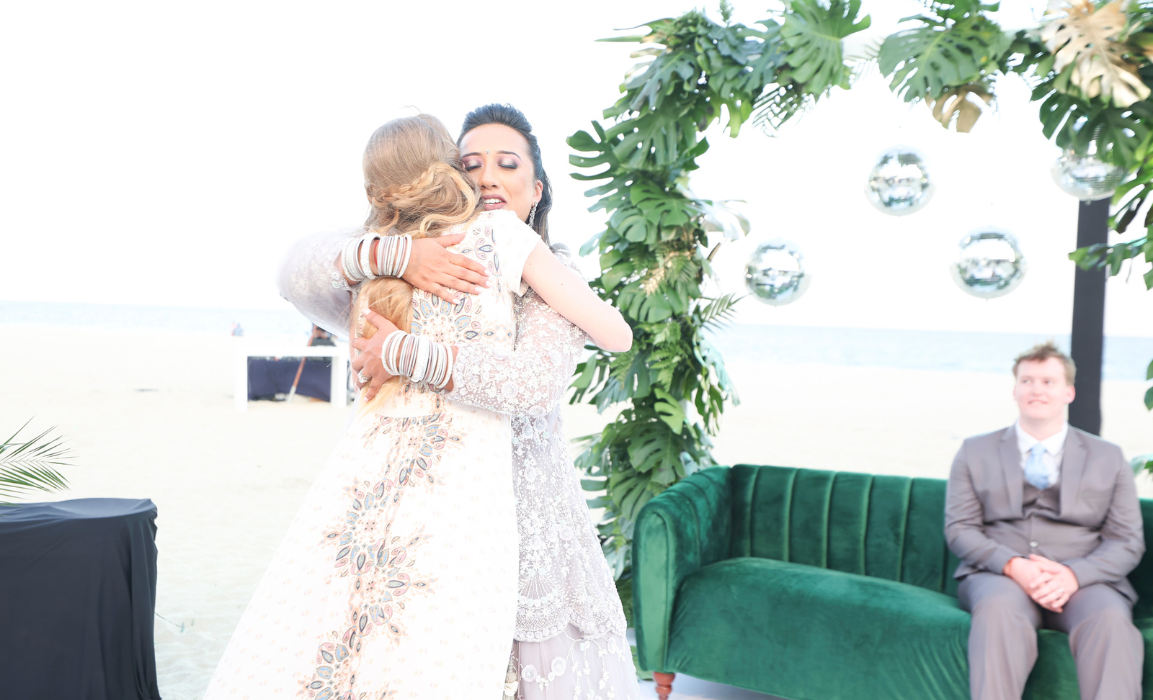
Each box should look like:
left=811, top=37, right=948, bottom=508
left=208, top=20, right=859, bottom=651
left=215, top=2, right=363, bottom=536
left=276, top=228, right=360, bottom=340
left=446, top=254, right=589, bottom=417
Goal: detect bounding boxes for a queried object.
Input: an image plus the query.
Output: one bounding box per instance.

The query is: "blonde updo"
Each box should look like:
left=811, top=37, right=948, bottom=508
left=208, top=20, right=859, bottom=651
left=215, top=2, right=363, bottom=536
left=362, top=114, right=481, bottom=235
left=356, top=114, right=483, bottom=411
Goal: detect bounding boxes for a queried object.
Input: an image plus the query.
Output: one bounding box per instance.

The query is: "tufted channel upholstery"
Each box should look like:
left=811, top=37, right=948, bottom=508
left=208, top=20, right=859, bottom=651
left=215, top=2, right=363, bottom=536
left=633, top=465, right=1153, bottom=700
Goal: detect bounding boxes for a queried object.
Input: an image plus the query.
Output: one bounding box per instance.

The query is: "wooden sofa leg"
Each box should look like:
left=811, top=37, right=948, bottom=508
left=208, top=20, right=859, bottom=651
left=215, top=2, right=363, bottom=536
left=653, top=672, right=675, bottom=699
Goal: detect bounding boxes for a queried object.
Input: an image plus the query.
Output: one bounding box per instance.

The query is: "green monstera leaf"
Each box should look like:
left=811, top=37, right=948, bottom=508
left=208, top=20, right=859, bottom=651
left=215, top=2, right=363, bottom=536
left=879, top=13, right=1011, bottom=103
left=779, top=0, right=871, bottom=93
left=753, top=0, right=871, bottom=132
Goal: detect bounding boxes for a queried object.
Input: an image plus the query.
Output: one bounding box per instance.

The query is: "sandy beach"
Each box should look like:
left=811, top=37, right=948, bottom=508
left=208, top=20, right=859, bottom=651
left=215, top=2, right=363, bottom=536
left=3, top=325, right=1151, bottom=700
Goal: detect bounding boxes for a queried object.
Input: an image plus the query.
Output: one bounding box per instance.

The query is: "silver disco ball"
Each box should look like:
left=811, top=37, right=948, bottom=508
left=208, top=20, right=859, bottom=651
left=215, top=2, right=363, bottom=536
left=1050, top=150, right=1125, bottom=201
left=949, top=229, right=1027, bottom=299
left=745, top=240, right=810, bottom=306
left=865, top=147, right=935, bottom=216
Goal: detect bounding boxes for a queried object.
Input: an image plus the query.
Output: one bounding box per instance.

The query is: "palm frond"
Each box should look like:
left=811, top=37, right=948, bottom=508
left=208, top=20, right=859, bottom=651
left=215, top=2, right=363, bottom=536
left=698, top=293, right=741, bottom=330
left=752, top=82, right=816, bottom=134
left=0, top=420, right=74, bottom=504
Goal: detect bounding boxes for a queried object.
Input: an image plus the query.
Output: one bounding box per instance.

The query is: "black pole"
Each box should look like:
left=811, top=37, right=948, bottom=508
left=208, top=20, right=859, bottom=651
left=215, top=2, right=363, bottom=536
left=1068, top=198, right=1109, bottom=435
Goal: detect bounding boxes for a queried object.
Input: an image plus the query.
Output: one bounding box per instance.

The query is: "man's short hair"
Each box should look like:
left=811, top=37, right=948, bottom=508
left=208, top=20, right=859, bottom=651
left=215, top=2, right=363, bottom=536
left=1012, top=340, right=1076, bottom=385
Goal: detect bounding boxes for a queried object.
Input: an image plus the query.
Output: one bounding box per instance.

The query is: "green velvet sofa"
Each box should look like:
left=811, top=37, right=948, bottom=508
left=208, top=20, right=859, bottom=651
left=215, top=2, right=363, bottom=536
left=632, top=465, right=1153, bottom=700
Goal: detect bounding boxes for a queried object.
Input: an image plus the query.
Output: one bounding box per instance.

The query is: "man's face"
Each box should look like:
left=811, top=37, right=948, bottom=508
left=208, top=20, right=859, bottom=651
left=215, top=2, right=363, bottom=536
left=1013, top=358, right=1075, bottom=423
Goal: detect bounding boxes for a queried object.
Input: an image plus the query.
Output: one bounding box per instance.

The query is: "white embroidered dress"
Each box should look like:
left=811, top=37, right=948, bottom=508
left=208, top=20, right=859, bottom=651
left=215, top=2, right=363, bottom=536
left=272, top=225, right=641, bottom=700
left=447, top=260, right=639, bottom=700
left=204, top=210, right=539, bottom=700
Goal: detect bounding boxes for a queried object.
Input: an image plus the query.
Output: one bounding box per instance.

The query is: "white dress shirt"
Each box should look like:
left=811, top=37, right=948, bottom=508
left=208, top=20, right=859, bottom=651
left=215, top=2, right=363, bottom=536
left=1015, top=419, right=1068, bottom=486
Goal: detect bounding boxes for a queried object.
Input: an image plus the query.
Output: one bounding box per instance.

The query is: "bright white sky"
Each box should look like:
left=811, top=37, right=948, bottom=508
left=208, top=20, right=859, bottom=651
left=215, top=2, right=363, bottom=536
left=2, top=0, right=1150, bottom=336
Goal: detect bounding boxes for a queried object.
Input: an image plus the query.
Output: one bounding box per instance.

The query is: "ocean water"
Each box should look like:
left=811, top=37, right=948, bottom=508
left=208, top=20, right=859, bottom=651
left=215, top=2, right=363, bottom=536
left=708, top=326, right=1153, bottom=382
left=2, top=301, right=1151, bottom=381
left=0, top=301, right=310, bottom=339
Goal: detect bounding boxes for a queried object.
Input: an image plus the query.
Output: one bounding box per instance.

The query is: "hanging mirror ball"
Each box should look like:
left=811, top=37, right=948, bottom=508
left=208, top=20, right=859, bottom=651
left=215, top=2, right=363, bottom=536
left=1050, top=150, right=1125, bottom=201
left=949, top=230, right=1027, bottom=299
left=864, top=147, right=935, bottom=216
left=745, top=240, right=810, bottom=306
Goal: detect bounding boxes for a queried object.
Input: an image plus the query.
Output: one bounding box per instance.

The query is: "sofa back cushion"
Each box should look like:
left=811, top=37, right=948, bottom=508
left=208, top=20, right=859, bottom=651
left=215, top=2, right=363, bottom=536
left=1130, top=500, right=1153, bottom=619
left=729, top=465, right=962, bottom=596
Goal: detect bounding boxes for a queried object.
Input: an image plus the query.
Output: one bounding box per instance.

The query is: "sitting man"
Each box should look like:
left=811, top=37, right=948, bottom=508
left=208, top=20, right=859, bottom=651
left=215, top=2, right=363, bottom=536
left=945, top=341, right=1145, bottom=700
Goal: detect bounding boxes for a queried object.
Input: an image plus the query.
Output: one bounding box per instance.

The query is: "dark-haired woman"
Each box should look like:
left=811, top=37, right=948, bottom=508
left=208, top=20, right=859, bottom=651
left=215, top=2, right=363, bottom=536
left=278, top=104, right=642, bottom=699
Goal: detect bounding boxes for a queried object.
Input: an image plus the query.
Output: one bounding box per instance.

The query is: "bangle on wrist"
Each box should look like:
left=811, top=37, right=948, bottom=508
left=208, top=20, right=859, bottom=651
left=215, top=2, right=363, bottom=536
left=342, top=233, right=382, bottom=283
left=358, top=232, right=377, bottom=279
left=377, top=330, right=454, bottom=389
left=374, top=234, right=412, bottom=279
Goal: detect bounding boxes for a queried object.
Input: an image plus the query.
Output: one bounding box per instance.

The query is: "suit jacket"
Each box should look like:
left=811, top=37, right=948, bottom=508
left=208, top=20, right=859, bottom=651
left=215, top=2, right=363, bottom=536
left=944, top=425, right=1145, bottom=602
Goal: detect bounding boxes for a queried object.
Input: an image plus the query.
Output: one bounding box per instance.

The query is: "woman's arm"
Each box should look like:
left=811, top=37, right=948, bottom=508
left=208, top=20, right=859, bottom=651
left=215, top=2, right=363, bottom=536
left=277, top=231, right=493, bottom=338
left=520, top=241, right=632, bottom=352
left=352, top=292, right=586, bottom=413
left=352, top=252, right=594, bottom=410
left=446, top=290, right=587, bottom=416
left=371, top=235, right=491, bottom=302
left=277, top=230, right=357, bottom=339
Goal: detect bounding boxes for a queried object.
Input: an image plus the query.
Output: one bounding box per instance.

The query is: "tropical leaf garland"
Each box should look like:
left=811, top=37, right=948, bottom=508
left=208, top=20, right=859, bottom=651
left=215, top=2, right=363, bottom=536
left=753, top=0, right=871, bottom=132
left=569, top=2, right=870, bottom=585
left=778, top=0, right=871, bottom=94
left=0, top=421, right=73, bottom=505
left=1041, top=0, right=1150, bottom=107
left=1004, top=1, right=1153, bottom=170
left=877, top=0, right=1011, bottom=132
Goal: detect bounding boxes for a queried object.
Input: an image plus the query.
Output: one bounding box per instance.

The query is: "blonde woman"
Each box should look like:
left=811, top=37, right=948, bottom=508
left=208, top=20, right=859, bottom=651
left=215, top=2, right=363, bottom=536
left=204, top=114, right=630, bottom=700
left=278, top=105, right=643, bottom=699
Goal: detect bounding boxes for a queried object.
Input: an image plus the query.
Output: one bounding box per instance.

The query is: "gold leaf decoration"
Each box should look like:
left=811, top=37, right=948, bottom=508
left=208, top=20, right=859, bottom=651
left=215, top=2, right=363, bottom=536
left=1041, top=0, right=1151, bottom=108
left=927, top=84, right=994, bottom=132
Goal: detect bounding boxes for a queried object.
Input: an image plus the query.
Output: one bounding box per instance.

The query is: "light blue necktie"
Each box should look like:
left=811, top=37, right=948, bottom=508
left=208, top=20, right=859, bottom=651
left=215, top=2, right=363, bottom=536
left=1024, top=443, right=1052, bottom=489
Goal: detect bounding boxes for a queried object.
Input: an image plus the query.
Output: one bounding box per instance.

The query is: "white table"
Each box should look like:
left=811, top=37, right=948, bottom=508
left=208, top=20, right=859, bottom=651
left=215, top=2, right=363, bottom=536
left=234, top=340, right=350, bottom=411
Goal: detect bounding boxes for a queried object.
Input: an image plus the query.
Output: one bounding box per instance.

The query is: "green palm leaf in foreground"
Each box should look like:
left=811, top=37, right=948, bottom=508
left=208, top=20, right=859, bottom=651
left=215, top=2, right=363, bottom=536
left=0, top=421, right=73, bottom=504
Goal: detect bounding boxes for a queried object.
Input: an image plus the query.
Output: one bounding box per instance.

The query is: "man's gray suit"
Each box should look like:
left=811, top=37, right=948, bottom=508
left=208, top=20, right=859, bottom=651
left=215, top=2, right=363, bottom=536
left=945, top=425, right=1145, bottom=700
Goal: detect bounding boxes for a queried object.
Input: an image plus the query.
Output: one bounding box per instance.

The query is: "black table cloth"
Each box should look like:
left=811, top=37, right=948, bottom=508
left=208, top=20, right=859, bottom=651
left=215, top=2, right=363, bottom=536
left=247, top=356, right=333, bottom=401
left=0, top=498, right=161, bottom=700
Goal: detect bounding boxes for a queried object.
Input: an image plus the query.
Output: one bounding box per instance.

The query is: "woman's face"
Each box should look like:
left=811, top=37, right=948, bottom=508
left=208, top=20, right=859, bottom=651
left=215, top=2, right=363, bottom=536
left=459, top=123, right=542, bottom=223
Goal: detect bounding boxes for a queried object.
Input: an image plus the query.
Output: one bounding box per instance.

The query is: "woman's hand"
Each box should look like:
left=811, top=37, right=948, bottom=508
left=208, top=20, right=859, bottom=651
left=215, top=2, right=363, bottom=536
left=351, top=309, right=398, bottom=401
left=402, top=234, right=490, bottom=303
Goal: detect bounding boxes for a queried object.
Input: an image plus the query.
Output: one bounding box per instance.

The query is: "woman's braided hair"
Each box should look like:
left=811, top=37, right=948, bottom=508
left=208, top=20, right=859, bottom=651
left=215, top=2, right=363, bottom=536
left=363, top=114, right=481, bottom=236
left=356, top=114, right=483, bottom=411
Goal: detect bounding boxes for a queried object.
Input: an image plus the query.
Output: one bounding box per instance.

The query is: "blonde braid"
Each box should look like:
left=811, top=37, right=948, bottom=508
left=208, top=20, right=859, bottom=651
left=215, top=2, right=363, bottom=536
left=366, top=162, right=479, bottom=238
left=355, top=113, right=484, bottom=414
left=369, top=162, right=445, bottom=208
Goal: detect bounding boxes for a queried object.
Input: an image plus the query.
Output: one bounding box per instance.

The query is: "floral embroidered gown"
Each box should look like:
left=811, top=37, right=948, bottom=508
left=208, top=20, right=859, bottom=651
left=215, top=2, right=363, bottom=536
left=276, top=231, right=642, bottom=699
left=204, top=210, right=540, bottom=700
left=447, top=252, right=640, bottom=700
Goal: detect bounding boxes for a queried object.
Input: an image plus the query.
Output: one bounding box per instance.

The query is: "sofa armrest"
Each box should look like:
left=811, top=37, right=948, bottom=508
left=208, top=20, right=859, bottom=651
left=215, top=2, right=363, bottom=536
left=633, top=467, right=732, bottom=672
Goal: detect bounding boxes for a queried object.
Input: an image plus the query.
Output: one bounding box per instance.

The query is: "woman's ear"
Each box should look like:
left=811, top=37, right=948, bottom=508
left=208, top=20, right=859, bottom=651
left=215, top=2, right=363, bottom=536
left=534, top=179, right=543, bottom=203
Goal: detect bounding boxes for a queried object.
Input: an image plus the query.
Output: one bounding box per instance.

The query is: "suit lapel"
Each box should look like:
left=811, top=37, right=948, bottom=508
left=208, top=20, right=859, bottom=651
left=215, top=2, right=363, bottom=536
left=1059, top=429, right=1086, bottom=517
left=999, top=427, right=1023, bottom=516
